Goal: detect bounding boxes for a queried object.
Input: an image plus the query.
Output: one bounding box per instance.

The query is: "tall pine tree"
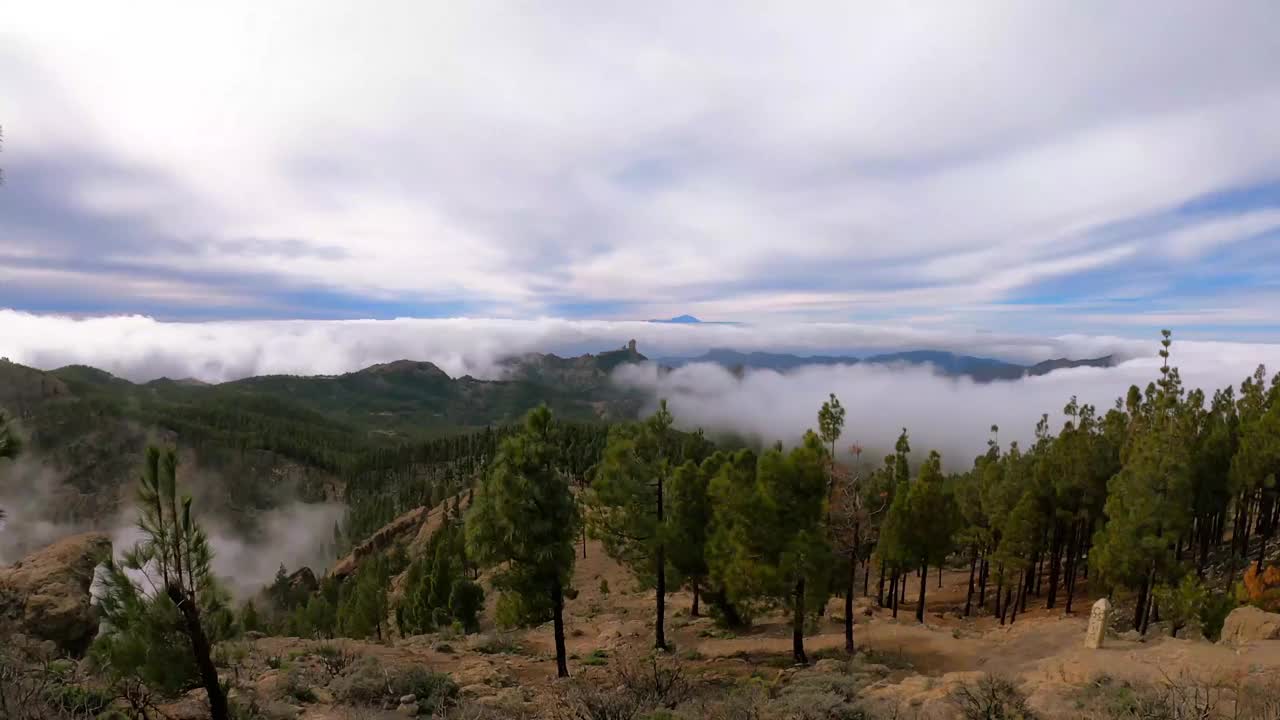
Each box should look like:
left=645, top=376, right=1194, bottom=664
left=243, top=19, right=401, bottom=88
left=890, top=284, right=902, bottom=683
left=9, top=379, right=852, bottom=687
left=466, top=406, right=579, bottom=677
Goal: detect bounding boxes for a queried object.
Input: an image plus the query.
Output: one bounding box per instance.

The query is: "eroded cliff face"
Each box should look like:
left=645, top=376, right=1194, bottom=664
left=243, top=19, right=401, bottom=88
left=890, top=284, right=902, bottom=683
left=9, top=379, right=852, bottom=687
left=0, top=532, right=111, bottom=654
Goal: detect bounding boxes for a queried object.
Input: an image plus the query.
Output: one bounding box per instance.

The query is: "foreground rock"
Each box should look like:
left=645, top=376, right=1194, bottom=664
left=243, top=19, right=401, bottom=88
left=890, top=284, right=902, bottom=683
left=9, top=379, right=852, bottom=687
left=1220, top=606, right=1280, bottom=645
left=0, top=532, right=111, bottom=654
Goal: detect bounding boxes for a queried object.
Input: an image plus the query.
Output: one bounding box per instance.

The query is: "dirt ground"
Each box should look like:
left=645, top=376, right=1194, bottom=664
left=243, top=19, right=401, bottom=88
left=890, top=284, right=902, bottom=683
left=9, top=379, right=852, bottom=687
left=223, top=538, right=1280, bottom=720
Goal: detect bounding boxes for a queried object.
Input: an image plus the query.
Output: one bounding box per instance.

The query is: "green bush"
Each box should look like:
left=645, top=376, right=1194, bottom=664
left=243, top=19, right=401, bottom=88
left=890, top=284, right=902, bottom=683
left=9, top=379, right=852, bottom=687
left=1199, top=594, right=1238, bottom=642
left=582, top=649, right=610, bottom=666
left=494, top=590, right=551, bottom=630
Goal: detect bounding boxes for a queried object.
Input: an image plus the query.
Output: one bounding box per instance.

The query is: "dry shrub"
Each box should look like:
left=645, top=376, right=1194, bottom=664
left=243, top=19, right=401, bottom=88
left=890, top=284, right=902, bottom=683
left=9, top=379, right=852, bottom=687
left=556, top=654, right=693, bottom=720
left=949, top=674, right=1037, bottom=720
left=1082, top=672, right=1280, bottom=720
left=0, top=637, right=118, bottom=720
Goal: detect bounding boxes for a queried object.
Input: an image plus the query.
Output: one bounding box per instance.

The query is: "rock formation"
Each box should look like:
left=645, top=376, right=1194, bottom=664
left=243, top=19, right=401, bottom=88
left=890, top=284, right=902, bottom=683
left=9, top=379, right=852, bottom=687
left=0, top=532, right=111, bottom=654
left=1220, top=606, right=1280, bottom=646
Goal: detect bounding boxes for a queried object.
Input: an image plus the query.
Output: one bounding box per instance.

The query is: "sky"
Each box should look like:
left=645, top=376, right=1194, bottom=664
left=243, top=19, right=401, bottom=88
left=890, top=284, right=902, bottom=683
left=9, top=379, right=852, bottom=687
left=3, top=3, right=1280, bottom=338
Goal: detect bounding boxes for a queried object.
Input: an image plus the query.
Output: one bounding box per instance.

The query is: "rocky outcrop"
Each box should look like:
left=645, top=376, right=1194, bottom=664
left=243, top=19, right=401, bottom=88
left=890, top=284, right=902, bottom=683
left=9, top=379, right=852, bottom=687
left=0, top=532, right=111, bottom=654
left=287, top=566, right=319, bottom=596
left=1220, top=606, right=1280, bottom=646
left=332, top=506, right=431, bottom=580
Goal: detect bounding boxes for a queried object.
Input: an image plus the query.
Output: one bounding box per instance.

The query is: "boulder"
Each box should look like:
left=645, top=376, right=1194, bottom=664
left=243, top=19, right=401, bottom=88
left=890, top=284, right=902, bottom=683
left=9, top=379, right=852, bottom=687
left=1220, top=606, right=1280, bottom=646
left=0, top=533, right=111, bottom=654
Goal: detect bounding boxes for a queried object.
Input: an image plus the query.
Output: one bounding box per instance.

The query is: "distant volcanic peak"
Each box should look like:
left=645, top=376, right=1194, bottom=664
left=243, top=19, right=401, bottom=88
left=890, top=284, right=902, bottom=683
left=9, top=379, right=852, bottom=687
left=649, top=314, right=702, bottom=323
left=356, top=359, right=451, bottom=379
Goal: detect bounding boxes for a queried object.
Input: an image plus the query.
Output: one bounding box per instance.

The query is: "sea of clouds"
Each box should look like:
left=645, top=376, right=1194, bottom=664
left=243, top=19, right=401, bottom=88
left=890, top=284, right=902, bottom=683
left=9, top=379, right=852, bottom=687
left=3, top=310, right=1278, bottom=469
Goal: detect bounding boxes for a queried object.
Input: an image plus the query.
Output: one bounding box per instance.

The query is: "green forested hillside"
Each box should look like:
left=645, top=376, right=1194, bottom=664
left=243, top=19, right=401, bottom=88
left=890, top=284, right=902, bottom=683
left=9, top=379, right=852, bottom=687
left=0, top=346, right=647, bottom=529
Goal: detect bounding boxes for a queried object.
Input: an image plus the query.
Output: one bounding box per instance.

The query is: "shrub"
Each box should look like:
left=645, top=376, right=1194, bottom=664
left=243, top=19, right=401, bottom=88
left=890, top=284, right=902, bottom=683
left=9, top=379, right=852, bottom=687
left=472, top=633, right=524, bottom=655
left=316, top=643, right=356, bottom=678
left=332, top=657, right=458, bottom=714
left=1154, top=576, right=1208, bottom=638
left=582, top=649, right=610, bottom=667
left=950, top=674, right=1037, bottom=720
left=283, top=668, right=318, bottom=703
left=1199, top=595, right=1238, bottom=642
left=764, top=690, right=866, bottom=720
left=556, top=656, right=693, bottom=720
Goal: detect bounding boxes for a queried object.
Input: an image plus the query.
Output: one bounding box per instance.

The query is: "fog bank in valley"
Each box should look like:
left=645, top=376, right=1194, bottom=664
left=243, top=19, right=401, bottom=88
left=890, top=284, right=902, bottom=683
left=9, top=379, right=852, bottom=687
left=614, top=339, right=1280, bottom=467
left=0, top=453, right=343, bottom=598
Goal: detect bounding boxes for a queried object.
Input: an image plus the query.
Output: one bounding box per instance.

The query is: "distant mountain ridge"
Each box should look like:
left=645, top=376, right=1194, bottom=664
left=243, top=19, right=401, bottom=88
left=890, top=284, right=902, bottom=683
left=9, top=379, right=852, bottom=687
left=656, top=348, right=1113, bottom=382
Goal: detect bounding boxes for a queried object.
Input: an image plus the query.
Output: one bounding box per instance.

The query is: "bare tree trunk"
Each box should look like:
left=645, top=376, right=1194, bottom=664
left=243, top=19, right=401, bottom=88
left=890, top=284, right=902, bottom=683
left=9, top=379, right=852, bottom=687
left=844, top=558, right=856, bottom=654
left=168, top=587, right=228, bottom=720
left=916, top=563, right=928, bottom=623
left=1133, top=573, right=1149, bottom=633
left=691, top=580, right=700, bottom=617
left=655, top=473, right=667, bottom=650
left=1064, top=522, right=1081, bottom=614
left=978, top=556, right=989, bottom=610
left=551, top=577, right=569, bottom=678
left=793, top=577, right=808, bottom=665
left=891, top=571, right=900, bottom=619
left=964, top=547, right=977, bottom=617
left=1140, top=567, right=1157, bottom=637
left=1047, top=521, right=1063, bottom=609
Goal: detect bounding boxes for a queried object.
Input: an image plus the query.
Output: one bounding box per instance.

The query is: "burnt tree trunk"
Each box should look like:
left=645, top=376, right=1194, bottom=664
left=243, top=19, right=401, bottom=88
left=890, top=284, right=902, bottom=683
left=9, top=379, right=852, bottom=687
left=551, top=576, right=569, bottom=678
left=845, top=557, right=856, bottom=654
left=916, top=563, right=929, bottom=623
left=167, top=586, right=228, bottom=720
left=964, top=547, right=977, bottom=617
left=793, top=577, right=808, bottom=665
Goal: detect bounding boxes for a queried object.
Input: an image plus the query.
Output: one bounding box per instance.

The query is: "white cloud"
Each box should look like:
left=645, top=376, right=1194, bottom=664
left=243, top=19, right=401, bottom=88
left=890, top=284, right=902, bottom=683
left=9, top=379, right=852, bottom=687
left=613, top=338, right=1280, bottom=466
left=3, top=3, right=1279, bottom=321
left=0, top=310, right=1152, bottom=383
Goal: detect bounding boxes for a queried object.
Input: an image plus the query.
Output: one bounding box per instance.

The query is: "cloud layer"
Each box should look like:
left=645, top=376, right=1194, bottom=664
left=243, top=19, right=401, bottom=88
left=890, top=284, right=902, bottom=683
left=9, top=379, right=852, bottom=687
left=3, top=3, right=1280, bottom=332
left=3, top=310, right=1277, bottom=468
left=616, top=339, right=1280, bottom=467
left=0, top=310, right=1150, bottom=382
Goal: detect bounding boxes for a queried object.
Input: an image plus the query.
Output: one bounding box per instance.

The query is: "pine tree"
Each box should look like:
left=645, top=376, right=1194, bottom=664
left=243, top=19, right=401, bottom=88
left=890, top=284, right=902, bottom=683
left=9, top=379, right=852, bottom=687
left=449, top=579, right=485, bottom=633
left=466, top=406, right=579, bottom=677
left=818, top=393, right=846, bottom=498
left=709, top=433, right=831, bottom=665
left=668, top=459, right=713, bottom=617
left=906, top=450, right=957, bottom=620
left=95, top=447, right=229, bottom=720
left=587, top=401, right=678, bottom=650
left=241, top=600, right=261, bottom=633
left=338, top=556, right=389, bottom=640
left=1232, top=372, right=1280, bottom=575
left=1092, top=331, right=1195, bottom=634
